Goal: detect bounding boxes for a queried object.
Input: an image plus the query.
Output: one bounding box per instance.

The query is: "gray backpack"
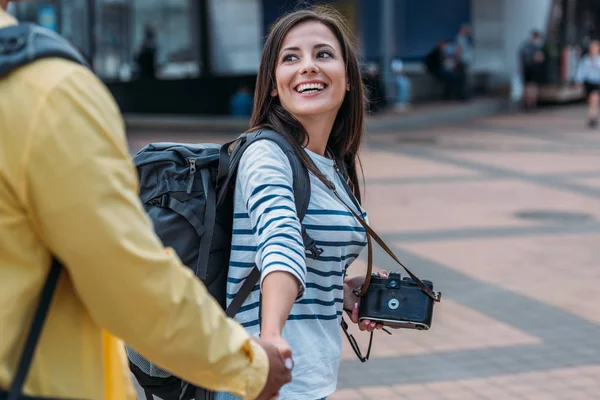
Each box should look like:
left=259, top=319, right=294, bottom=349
left=0, top=22, right=87, bottom=78
left=128, top=130, right=321, bottom=400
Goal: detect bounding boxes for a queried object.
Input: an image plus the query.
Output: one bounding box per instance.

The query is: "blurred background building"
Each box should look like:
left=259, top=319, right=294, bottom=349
left=8, top=0, right=600, bottom=115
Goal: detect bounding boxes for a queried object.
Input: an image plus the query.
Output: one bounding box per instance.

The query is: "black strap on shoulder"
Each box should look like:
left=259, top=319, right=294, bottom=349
left=8, top=259, right=62, bottom=399
left=195, top=168, right=216, bottom=280
left=237, top=130, right=311, bottom=220
left=0, top=23, right=88, bottom=79
left=225, top=267, right=260, bottom=318
left=221, top=130, right=313, bottom=318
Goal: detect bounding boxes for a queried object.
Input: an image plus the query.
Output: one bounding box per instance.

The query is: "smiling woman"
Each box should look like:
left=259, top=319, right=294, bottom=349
left=215, top=6, right=386, bottom=400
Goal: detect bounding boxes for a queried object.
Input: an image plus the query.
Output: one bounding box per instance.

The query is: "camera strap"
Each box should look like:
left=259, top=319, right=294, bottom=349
left=340, top=317, right=374, bottom=363
left=329, top=162, right=442, bottom=303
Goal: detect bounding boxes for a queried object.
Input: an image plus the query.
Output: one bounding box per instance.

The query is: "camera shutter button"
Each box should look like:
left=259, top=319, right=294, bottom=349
left=388, top=299, right=400, bottom=310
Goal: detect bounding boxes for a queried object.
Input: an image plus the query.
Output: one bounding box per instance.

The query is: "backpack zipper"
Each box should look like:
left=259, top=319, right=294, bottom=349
left=186, top=157, right=197, bottom=194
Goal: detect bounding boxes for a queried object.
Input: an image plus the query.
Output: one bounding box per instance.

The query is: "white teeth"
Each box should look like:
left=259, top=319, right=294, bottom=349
left=296, top=83, right=325, bottom=93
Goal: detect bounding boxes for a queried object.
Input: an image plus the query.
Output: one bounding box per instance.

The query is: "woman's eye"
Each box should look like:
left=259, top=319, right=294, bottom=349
left=317, top=51, right=333, bottom=59
left=282, top=54, right=298, bottom=62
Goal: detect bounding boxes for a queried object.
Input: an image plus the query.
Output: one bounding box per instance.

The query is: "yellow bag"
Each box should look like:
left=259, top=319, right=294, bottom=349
left=102, top=331, right=136, bottom=400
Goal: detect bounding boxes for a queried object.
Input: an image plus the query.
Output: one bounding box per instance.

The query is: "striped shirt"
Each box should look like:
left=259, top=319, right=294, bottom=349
left=226, top=140, right=368, bottom=400
left=576, top=55, right=600, bottom=84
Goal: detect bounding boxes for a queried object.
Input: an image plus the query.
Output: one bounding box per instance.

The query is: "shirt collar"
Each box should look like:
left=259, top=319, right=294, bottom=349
left=0, top=7, right=18, bottom=29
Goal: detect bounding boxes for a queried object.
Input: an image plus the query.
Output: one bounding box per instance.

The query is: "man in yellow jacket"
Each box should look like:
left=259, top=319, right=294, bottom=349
left=0, top=2, right=292, bottom=399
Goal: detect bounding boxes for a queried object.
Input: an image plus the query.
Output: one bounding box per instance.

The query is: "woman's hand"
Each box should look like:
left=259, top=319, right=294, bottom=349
left=343, top=270, right=388, bottom=332
left=260, top=333, right=294, bottom=369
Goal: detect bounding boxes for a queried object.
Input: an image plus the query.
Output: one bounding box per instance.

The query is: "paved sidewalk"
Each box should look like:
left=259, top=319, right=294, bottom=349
left=127, top=103, right=600, bottom=399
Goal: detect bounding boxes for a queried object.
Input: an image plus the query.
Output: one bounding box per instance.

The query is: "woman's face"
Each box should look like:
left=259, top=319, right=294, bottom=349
left=590, top=41, right=600, bottom=56
left=273, top=21, right=347, bottom=121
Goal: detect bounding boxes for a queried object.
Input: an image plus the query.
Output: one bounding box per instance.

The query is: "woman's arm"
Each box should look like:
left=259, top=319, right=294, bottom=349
left=237, top=140, right=308, bottom=338
left=261, top=271, right=301, bottom=338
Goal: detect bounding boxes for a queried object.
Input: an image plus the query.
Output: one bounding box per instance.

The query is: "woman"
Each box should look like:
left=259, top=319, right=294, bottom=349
left=576, top=40, right=600, bottom=128
left=519, top=31, right=545, bottom=111
left=217, top=7, right=385, bottom=400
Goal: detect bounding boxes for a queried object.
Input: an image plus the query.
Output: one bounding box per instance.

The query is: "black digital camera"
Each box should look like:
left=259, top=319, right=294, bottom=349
left=358, top=272, right=437, bottom=330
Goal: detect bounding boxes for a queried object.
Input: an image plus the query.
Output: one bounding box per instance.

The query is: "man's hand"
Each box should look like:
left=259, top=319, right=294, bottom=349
left=344, top=270, right=388, bottom=332
left=252, top=337, right=293, bottom=400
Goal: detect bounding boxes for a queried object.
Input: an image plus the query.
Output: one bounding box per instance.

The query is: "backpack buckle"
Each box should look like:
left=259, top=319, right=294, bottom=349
left=0, top=34, right=27, bottom=55
left=148, top=194, right=169, bottom=207
left=306, top=246, right=324, bottom=259
left=159, top=194, right=169, bottom=207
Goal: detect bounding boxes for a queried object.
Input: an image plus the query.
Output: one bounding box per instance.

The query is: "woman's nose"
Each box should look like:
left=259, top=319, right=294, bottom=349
left=300, top=58, right=319, bottom=75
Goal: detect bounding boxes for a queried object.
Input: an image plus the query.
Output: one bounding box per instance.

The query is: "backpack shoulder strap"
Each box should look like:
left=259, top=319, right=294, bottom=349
left=221, top=129, right=311, bottom=224
left=0, top=23, right=88, bottom=79
left=243, top=130, right=311, bottom=221
left=223, top=130, right=320, bottom=318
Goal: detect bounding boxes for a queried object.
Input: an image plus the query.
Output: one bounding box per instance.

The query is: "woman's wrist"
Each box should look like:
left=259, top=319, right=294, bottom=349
left=260, top=330, right=281, bottom=340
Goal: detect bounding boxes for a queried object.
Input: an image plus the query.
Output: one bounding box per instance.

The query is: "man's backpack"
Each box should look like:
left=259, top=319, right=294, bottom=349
left=127, top=130, right=324, bottom=400
left=0, top=22, right=88, bottom=79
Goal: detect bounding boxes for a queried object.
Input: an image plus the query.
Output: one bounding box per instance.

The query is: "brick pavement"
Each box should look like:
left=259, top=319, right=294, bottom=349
left=127, top=104, right=600, bottom=399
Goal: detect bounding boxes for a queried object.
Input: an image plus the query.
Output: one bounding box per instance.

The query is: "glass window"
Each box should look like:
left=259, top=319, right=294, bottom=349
left=59, top=0, right=92, bottom=61
left=131, top=0, right=201, bottom=80
left=9, top=0, right=201, bottom=81
left=208, top=0, right=262, bottom=75
left=90, top=0, right=200, bottom=81
left=92, top=0, right=133, bottom=80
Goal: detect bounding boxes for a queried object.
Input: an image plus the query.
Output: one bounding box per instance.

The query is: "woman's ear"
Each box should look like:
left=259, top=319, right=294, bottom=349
left=346, top=83, right=350, bottom=91
left=271, top=88, right=278, bottom=97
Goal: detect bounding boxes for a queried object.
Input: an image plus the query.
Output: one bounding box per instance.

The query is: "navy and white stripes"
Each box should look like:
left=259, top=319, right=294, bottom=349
left=226, top=140, right=367, bottom=400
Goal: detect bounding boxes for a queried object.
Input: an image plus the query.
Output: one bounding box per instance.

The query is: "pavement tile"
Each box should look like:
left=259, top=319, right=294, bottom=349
left=360, top=149, right=480, bottom=180
left=362, top=178, right=600, bottom=235
left=576, top=177, right=600, bottom=190
left=400, top=234, right=600, bottom=324
left=341, top=299, right=539, bottom=361
left=357, top=386, right=400, bottom=399
left=447, top=151, right=600, bottom=175
left=329, top=389, right=366, bottom=399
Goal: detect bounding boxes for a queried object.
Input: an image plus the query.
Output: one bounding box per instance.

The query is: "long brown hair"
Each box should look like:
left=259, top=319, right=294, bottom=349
left=249, top=7, right=366, bottom=202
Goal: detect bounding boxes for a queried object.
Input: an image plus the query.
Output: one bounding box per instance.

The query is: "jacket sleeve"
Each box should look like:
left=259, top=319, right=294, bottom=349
left=236, top=140, right=307, bottom=296
left=22, top=66, right=268, bottom=400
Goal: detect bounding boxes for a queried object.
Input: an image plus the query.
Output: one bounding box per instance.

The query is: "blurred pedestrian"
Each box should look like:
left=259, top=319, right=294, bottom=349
left=0, top=2, right=292, bottom=399
left=230, top=85, right=254, bottom=117
left=519, top=30, right=545, bottom=111
left=576, top=39, right=600, bottom=128
left=424, top=40, right=459, bottom=100
left=214, top=6, right=387, bottom=400
left=135, top=23, right=158, bottom=80
left=454, top=23, right=473, bottom=100
left=391, top=58, right=411, bottom=111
